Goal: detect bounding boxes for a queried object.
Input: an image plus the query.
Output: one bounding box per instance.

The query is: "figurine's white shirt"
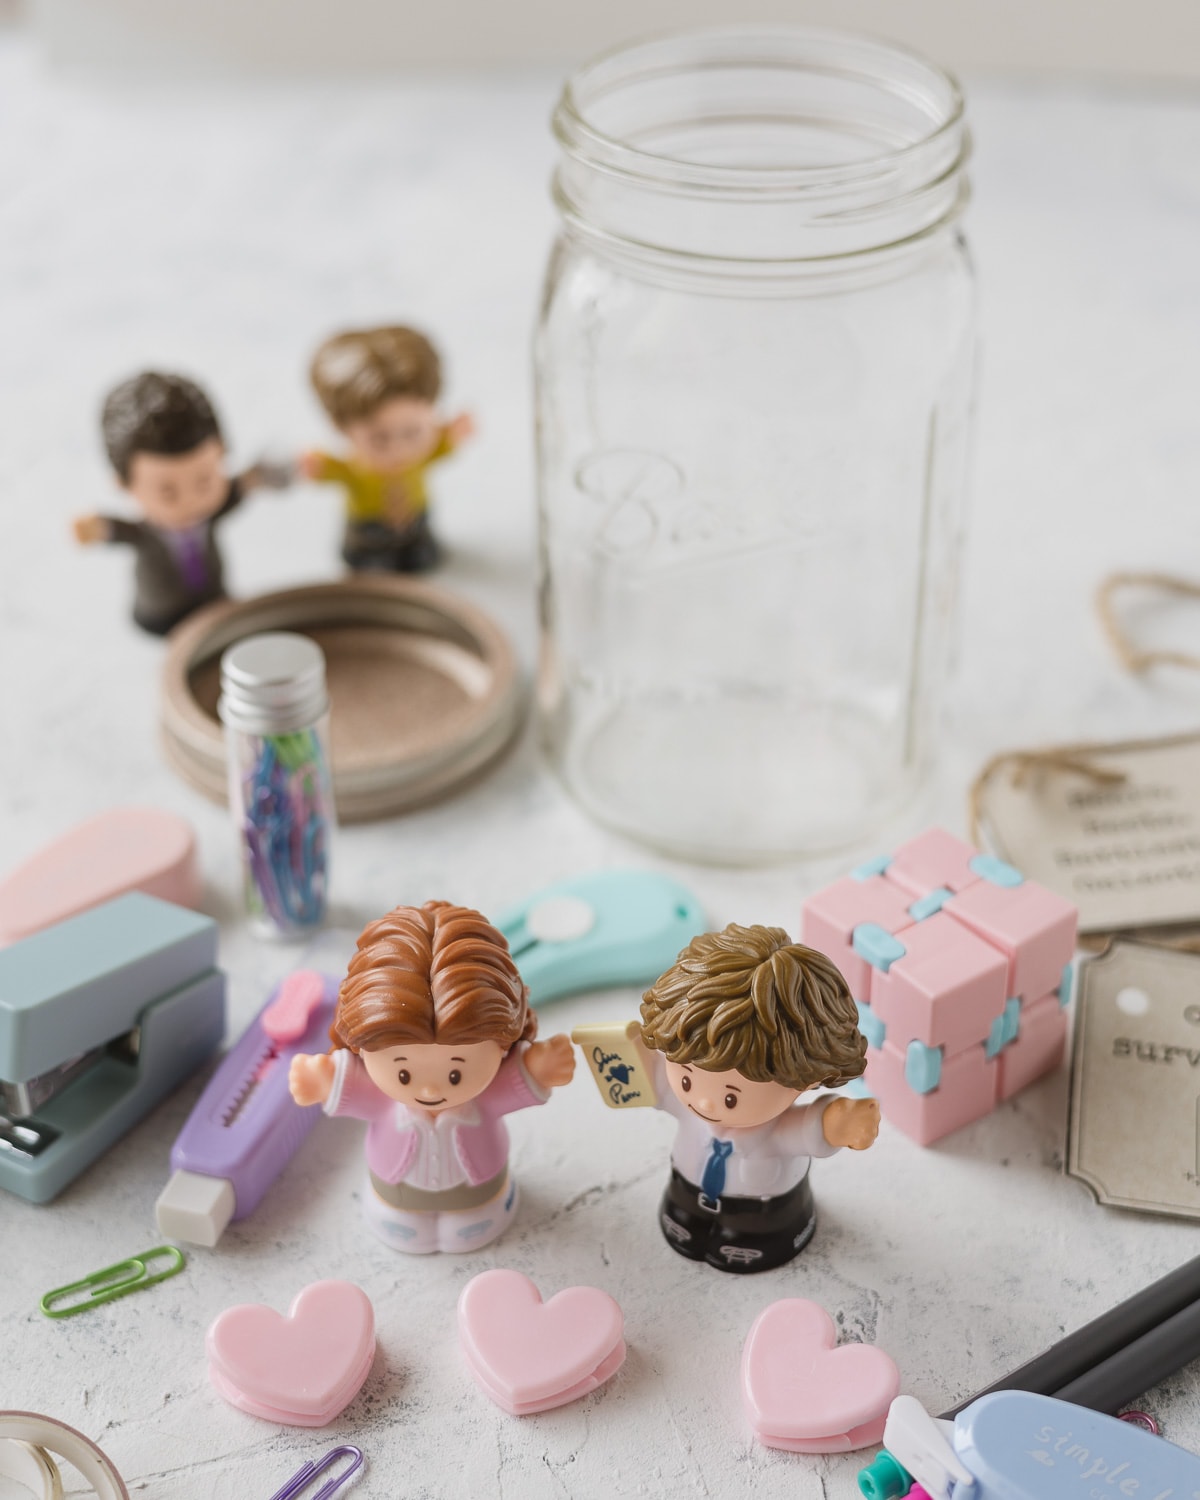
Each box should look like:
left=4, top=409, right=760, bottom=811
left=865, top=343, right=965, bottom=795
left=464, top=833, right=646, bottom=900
left=651, top=1055, right=839, bottom=1198
left=325, top=1048, right=488, bottom=1190
left=389, top=1099, right=482, bottom=1191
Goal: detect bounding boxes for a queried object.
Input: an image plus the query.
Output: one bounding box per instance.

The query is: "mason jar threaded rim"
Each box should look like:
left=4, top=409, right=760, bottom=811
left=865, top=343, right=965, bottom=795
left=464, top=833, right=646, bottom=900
left=551, top=25, right=970, bottom=267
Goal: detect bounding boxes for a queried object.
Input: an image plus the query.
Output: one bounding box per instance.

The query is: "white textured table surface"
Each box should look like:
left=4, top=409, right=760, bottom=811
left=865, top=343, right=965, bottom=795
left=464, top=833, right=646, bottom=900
left=3, top=35, right=1200, bottom=1498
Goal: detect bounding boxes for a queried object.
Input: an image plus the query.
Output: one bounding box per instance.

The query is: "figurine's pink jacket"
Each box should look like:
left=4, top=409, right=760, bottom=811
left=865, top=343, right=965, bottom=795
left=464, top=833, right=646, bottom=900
left=323, top=1045, right=549, bottom=1186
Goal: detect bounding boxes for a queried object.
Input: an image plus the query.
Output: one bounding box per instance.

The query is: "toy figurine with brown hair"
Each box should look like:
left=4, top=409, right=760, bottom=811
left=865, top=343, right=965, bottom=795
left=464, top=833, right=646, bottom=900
left=302, top=324, right=474, bottom=573
left=74, top=371, right=288, bottom=635
left=289, top=900, right=574, bottom=1253
left=579, top=922, right=880, bottom=1274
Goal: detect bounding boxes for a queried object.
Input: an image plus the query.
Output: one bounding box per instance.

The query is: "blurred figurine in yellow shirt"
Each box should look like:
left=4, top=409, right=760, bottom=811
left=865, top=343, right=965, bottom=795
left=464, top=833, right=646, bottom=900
left=302, top=325, right=474, bottom=572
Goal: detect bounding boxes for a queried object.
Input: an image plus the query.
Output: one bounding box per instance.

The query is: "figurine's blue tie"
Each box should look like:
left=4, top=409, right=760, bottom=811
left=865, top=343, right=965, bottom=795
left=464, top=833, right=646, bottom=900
left=701, top=1138, right=733, bottom=1199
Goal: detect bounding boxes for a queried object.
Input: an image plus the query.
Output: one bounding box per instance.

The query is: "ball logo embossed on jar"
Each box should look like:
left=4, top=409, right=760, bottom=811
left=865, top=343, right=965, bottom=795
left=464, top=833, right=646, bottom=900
left=574, top=449, right=683, bottom=557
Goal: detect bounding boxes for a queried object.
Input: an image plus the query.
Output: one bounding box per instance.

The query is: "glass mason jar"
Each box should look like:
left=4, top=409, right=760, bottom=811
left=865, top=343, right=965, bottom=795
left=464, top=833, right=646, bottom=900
left=535, top=26, right=975, bottom=864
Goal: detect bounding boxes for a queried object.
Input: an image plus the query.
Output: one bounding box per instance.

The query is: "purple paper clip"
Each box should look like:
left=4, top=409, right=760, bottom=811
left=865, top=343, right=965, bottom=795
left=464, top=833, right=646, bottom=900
left=268, top=1445, right=363, bottom=1500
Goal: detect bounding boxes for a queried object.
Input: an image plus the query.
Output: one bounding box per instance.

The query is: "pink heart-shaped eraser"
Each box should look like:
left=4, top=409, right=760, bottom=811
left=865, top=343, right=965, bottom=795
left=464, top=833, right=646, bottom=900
left=458, top=1268, right=625, bottom=1416
left=741, top=1298, right=899, bottom=1454
left=207, top=1280, right=375, bottom=1427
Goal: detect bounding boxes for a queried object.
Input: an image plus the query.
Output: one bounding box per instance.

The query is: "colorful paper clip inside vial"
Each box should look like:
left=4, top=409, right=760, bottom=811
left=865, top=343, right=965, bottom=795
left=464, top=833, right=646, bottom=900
left=243, top=731, right=330, bottom=932
left=40, top=1246, right=185, bottom=1319
left=268, top=1445, right=363, bottom=1500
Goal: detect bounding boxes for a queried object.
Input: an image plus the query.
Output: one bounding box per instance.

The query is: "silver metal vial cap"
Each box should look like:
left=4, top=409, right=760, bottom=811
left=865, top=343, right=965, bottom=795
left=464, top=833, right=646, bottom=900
left=217, top=631, right=329, bottom=736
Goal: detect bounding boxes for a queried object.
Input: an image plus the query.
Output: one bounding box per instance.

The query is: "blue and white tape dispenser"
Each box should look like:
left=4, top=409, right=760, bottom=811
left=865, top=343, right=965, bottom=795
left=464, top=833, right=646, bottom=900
left=859, top=1391, right=1200, bottom=1499
left=496, top=869, right=705, bottom=1007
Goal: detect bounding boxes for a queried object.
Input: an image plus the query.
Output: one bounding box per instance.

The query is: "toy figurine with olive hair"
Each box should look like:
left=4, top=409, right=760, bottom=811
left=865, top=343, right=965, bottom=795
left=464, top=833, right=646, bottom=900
left=301, top=324, right=474, bottom=573
left=576, top=922, right=880, bottom=1274
left=289, top=900, right=574, bottom=1253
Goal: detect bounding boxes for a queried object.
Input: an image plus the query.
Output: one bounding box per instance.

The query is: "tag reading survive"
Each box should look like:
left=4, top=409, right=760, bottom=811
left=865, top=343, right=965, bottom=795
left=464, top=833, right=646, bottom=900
left=979, top=735, right=1200, bottom=939
left=1068, top=941, right=1200, bottom=1221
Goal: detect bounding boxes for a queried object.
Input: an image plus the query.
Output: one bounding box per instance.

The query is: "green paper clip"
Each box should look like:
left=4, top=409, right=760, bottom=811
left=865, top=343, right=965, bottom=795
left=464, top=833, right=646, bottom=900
left=40, top=1245, right=186, bottom=1319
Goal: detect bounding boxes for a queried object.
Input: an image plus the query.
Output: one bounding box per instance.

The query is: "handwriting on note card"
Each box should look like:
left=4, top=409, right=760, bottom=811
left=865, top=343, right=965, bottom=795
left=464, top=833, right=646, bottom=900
left=570, top=1020, right=657, bottom=1110
left=979, top=735, right=1200, bottom=938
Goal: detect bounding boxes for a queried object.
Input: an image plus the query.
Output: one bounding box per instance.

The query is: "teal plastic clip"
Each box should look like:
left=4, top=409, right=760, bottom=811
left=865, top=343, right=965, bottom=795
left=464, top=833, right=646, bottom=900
left=498, top=870, right=705, bottom=1007
left=40, top=1245, right=186, bottom=1319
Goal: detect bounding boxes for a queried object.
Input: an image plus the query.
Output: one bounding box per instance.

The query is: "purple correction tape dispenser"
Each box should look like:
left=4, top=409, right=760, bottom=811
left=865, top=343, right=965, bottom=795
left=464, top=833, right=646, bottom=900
left=155, top=970, right=337, bottom=1246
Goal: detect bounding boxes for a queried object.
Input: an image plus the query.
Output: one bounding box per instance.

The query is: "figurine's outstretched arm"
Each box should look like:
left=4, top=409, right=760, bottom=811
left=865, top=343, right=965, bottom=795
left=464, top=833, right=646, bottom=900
left=72, top=514, right=117, bottom=545
left=238, top=459, right=296, bottom=493
left=821, top=1095, right=881, bottom=1150
left=289, top=1052, right=336, bottom=1107
left=523, top=1033, right=576, bottom=1091
left=446, top=411, right=476, bottom=447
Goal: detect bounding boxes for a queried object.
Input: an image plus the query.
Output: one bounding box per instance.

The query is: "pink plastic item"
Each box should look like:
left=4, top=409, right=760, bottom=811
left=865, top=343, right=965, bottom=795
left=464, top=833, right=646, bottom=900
left=945, top=879, right=1077, bottom=1003
left=801, top=827, right=1077, bottom=1144
left=997, top=993, right=1068, bottom=1102
left=207, top=1281, right=375, bottom=1427
left=0, top=807, right=200, bottom=945
left=864, top=1041, right=999, bottom=1147
left=885, top=828, right=981, bottom=899
left=262, top=970, right=330, bottom=1044
left=869, top=913, right=1008, bottom=1055
left=741, top=1298, right=900, bottom=1453
left=800, top=876, right=915, bottom=1000
left=458, top=1268, right=625, bottom=1416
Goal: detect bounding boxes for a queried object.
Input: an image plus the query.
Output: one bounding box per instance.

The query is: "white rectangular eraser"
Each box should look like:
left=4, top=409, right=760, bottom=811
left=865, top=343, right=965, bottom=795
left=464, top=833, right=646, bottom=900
left=155, top=1169, right=236, bottom=1248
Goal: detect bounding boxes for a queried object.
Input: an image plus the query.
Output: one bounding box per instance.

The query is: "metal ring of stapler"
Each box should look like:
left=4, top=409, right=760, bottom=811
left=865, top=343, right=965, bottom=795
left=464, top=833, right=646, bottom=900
left=0, top=1415, right=128, bottom=1500
left=0, top=1438, right=64, bottom=1500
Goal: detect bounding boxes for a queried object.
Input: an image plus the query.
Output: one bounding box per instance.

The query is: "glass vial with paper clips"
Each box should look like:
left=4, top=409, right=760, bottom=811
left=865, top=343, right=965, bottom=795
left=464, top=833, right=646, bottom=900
left=218, top=632, right=334, bottom=939
left=535, top=26, right=977, bottom=863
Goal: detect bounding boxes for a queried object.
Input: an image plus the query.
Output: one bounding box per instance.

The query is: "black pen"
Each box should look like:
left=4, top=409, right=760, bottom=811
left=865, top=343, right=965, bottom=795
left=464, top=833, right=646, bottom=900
left=1054, top=1295, right=1200, bottom=1414
left=941, top=1254, right=1200, bottom=1418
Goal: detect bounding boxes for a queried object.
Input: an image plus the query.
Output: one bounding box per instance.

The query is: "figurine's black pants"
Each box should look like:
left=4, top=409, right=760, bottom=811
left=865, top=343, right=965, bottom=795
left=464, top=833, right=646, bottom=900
left=658, top=1168, right=816, bottom=1274
left=342, top=516, right=440, bottom=573
left=134, top=588, right=226, bottom=636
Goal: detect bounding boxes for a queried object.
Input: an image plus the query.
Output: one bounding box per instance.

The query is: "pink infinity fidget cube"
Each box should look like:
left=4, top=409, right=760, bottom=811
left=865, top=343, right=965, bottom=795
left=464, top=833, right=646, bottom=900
left=800, top=876, right=915, bottom=1001
left=801, top=828, right=1077, bottom=1145
left=863, top=1041, right=999, bottom=1148
left=884, top=828, right=981, bottom=900
left=945, top=880, right=1077, bottom=1005
left=997, top=993, right=1067, bottom=1102
left=868, top=913, right=1008, bottom=1056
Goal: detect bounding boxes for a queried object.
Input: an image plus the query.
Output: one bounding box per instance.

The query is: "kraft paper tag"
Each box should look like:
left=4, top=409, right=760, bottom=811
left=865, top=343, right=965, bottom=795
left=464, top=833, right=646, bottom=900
left=570, top=1021, right=657, bottom=1110
left=978, top=735, right=1200, bottom=938
left=1068, top=941, right=1200, bottom=1221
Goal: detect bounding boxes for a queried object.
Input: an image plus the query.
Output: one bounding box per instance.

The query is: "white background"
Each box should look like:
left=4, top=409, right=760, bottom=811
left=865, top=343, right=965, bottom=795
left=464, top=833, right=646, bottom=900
left=2, top=11, right=1200, bottom=1500
left=26, top=0, right=1200, bottom=78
